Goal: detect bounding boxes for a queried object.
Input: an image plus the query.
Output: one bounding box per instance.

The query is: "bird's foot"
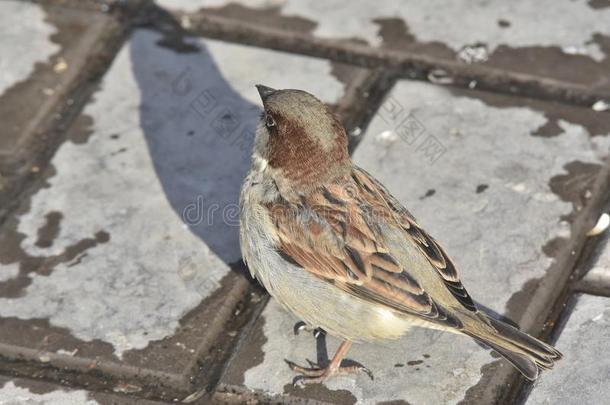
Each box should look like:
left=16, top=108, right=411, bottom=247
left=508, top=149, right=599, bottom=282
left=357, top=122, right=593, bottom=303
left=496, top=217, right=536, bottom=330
left=285, top=359, right=373, bottom=386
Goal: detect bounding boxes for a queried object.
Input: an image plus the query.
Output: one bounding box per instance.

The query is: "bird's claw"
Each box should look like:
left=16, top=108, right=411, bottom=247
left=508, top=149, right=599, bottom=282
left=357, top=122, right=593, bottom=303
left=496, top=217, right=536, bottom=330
left=286, top=359, right=374, bottom=385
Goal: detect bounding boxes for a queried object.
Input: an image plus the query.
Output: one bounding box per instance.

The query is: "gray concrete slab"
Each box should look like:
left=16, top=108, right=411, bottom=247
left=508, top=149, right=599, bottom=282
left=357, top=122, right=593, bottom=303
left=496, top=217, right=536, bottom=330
left=0, top=375, right=169, bottom=405
left=217, top=80, right=610, bottom=404
left=159, top=0, right=609, bottom=55
left=0, top=28, right=368, bottom=398
left=158, top=0, right=610, bottom=100
left=526, top=294, right=610, bottom=405
left=0, top=1, right=118, bottom=164
left=0, top=1, right=58, bottom=97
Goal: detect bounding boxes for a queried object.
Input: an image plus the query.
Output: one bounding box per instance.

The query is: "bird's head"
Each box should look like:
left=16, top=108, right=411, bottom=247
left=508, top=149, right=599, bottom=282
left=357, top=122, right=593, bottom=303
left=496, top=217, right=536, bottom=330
left=252, top=85, right=350, bottom=189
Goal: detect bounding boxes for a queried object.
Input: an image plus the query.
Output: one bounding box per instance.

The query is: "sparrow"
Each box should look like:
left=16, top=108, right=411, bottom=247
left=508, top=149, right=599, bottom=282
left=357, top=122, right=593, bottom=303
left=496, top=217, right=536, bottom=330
left=239, top=84, right=561, bottom=385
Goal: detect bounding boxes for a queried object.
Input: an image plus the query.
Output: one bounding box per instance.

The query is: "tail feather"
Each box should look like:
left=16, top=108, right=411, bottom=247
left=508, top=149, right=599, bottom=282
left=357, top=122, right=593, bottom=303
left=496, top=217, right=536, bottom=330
left=465, top=316, right=562, bottom=381
left=480, top=339, right=541, bottom=380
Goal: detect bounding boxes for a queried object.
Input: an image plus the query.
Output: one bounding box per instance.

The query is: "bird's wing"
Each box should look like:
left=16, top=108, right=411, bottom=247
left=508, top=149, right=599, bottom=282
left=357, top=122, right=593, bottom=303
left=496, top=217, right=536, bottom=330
left=266, top=167, right=476, bottom=329
left=351, top=167, right=477, bottom=312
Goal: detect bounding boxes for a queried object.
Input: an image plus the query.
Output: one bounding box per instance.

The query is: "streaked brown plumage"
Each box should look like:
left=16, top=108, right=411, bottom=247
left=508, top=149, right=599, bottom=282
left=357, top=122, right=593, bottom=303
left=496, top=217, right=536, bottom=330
left=239, top=85, right=561, bottom=384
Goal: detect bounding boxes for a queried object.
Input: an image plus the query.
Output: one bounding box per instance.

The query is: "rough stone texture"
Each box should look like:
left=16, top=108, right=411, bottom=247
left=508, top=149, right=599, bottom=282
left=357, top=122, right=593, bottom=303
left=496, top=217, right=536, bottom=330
left=217, top=80, right=610, bottom=404
left=2, top=1, right=610, bottom=403
left=0, top=27, right=345, bottom=352
left=160, top=0, right=609, bottom=56
left=0, top=1, right=58, bottom=96
left=0, top=376, right=169, bottom=405
left=158, top=0, right=610, bottom=97
left=0, top=27, right=365, bottom=395
left=354, top=82, right=610, bottom=315
left=0, top=1, right=117, bottom=163
left=526, top=294, right=610, bottom=405
left=0, top=381, right=99, bottom=405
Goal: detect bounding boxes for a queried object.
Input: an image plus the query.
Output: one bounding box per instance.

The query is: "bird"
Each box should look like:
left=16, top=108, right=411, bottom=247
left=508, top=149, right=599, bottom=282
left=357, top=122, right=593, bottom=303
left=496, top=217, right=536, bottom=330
left=239, top=84, right=561, bottom=385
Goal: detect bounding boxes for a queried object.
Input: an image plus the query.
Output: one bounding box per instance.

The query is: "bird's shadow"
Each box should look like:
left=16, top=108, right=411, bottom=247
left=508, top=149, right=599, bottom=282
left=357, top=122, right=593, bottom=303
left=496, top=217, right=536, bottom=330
left=128, top=13, right=260, bottom=284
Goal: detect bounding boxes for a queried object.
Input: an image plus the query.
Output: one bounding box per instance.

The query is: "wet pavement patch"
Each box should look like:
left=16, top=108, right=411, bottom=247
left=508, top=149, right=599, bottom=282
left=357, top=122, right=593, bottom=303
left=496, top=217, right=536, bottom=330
left=449, top=86, right=610, bottom=138
left=161, top=0, right=610, bottom=101
left=476, top=184, right=489, bottom=194
left=549, top=161, right=602, bottom=209
left=0, top=2, right=118, bottom=169
left=0, top=213, right=111, bottom=298
left=0, top=375, right=171, bottom=404
left=283, top=382, right=358, bottom=405
left=34, top=211, right=63, bottom=248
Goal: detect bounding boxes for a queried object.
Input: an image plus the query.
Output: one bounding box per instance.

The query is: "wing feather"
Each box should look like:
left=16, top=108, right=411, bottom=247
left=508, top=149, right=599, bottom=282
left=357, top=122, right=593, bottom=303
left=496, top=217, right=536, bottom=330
left=352, top=167, right=477, bottom=312
left=267, top=167, right=476, bottom=327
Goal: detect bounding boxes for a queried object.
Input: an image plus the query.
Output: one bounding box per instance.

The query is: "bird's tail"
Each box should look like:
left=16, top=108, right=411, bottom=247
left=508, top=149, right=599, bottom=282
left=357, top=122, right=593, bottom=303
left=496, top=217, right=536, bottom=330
left=464, top=316, right=562, bottom=381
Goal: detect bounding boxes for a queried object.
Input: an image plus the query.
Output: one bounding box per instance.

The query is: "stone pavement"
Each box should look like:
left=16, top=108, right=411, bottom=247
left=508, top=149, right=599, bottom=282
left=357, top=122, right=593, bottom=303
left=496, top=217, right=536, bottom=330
left=0, top=1, right=608, bottom=404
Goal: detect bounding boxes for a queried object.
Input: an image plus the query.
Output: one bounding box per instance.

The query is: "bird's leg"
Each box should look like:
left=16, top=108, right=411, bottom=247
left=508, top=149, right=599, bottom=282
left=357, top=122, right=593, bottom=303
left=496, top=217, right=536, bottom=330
left=286, top=340, right=373, bottom=385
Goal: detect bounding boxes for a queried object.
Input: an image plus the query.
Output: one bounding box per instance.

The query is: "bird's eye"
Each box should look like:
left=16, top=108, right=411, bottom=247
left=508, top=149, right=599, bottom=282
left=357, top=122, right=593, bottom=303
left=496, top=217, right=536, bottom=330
left=265, top=114, right=276, bottom=128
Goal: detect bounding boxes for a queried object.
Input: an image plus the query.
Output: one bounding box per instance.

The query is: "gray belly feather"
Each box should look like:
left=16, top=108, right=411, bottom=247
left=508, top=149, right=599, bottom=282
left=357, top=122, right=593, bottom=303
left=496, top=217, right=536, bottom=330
left=239, top=182, right=414, bottom=341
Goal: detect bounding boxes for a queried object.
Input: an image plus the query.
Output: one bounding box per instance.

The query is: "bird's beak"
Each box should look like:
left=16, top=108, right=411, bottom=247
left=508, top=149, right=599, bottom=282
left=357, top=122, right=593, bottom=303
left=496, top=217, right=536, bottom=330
left=256, top=84, right=277, bottom=103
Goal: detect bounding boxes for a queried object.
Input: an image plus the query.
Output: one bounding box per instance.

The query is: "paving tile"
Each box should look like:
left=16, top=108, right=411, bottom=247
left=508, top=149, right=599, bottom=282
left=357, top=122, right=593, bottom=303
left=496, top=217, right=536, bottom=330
left=217, top=80, right=610, bottom=404
left=158, top=0, right=610, bottom=100
left=0, top=0, right=119, bottom=167
left=0, top=375, right=169, bottom=405
left=526, top=294, right=610, bottom=405
left=0, top=28, right=368, bottom=398
left=0, top=2, right=58, bottom=96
